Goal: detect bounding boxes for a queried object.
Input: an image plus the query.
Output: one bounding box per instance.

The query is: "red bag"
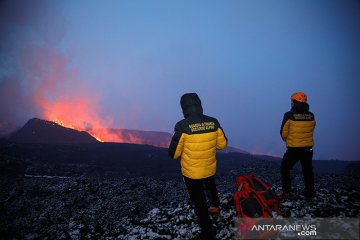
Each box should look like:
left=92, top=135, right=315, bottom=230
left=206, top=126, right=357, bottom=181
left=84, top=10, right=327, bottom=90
left=235, top=175, right=281, bottom=214
left=234, top=180, right=273, bottom=218
left=233, top=180, right=276, bottom=239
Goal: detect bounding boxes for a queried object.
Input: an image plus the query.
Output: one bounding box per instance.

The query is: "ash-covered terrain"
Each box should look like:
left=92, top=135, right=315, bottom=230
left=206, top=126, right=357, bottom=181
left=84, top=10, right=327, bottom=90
left=0, top=118, right=359, bottom=239
left=1, top=156, right=359, bottom=240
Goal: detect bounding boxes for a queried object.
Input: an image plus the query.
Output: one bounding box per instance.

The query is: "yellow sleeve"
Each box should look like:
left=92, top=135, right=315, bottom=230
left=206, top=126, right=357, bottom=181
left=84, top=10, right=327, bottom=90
left=216, top=127, right=227, bottom=150
left=281, top=120, right=290, bottom=141
left=173, top=134, right=185, bottom=159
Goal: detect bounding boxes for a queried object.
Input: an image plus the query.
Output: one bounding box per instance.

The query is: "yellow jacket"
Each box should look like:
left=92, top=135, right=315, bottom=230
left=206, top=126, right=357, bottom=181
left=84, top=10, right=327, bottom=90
left=280, top=102, right=316, bottom=147
left=168, top=93, right=227, bottom=179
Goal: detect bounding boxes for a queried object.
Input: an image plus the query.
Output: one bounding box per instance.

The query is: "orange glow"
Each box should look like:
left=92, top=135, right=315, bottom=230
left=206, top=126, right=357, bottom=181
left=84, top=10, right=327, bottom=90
left=53, top=119, right=75, bottom=130
left=26, top=45, right=146, bottom=144
left=40, top=98, right=146, bottom=144
left=43, top=100, right=138, bottom=143
left=40, top=100, right=145, bottom=144
left=52, top=119, right=104, bottom=142
left=93, top=135, right=105, bottom=143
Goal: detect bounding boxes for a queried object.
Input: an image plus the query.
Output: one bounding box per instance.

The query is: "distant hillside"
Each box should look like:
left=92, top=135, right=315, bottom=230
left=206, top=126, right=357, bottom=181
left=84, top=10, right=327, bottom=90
left=7, top=118, right=171, bottom=147
left=103, top=128, right=172, bottom=148
left=219, top=146, right=250, bottom=154
left=7, top=117, right=353, bottom=175
left=102, top=129, right=251, bottom=152
left=9, top=118, right=98, bottom=144
left=6, top=118, right=251, bottom=154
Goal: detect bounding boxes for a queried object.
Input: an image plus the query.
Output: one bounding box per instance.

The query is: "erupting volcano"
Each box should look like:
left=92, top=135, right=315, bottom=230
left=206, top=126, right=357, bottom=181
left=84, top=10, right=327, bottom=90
left=9, top=117, right=173, bottom=148
left=0, top=8, right=156, bottom=145
left=9, top=44, right=152, bottom=145
left=38, top=97, right=132, bottom=143
left=38, top=98, right=172, bottom=146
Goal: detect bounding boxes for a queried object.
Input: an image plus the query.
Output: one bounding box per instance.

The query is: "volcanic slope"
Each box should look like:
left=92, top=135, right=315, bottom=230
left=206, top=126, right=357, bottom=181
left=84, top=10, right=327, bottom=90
left=9, top=118, right=98, bottom=144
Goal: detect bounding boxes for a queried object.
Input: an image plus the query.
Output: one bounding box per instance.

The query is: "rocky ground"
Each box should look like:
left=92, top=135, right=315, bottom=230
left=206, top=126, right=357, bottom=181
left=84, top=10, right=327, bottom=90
left=0, top=160, right=359, bottom=240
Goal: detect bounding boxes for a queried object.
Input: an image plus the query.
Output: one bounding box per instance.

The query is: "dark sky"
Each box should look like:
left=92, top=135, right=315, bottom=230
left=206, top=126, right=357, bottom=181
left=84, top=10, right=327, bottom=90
left=1, top=0, right=360, bottom=160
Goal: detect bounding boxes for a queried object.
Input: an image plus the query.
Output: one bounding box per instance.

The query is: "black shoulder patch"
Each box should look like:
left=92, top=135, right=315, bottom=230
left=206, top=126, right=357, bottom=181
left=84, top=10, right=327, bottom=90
left=291, top=113, right=314, bottom=121
left=180, top=115, right=219, bottom=135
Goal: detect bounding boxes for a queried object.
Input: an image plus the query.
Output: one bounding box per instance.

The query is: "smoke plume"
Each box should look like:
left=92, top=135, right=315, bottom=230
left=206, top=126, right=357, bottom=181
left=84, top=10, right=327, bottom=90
left=0, top=0, right=120, bottom=141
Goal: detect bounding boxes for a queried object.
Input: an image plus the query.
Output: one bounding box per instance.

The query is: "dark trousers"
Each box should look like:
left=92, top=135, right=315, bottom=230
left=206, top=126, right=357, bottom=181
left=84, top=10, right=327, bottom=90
left=183, top=175, right=220, bottom=240
left=281, top=147, right=315, bottom=197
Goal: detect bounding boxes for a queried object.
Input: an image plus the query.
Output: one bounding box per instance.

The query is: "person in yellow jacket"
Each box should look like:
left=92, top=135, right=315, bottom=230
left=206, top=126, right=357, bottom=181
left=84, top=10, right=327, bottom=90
left=280, top=92, right=316, bottom=201
left=168, top=93, right=227, bottom=240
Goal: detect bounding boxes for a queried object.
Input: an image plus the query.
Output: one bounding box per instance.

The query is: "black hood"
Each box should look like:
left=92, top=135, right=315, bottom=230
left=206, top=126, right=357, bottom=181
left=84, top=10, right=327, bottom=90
left=291, top=101, right=310, bottom=113
left=180, top=93, right=203, bottom=118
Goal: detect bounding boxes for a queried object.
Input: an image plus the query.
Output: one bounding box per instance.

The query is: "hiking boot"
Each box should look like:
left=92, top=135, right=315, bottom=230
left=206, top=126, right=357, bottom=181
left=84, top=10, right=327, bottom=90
left=208, top=207, right=220, bottom=219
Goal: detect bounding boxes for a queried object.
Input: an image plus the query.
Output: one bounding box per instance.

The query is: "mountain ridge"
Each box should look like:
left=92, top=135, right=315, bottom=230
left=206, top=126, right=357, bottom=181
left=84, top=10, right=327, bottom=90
left=9, top=118, right=98, bottom=144
left=7, top=118, right=249, bottom=154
